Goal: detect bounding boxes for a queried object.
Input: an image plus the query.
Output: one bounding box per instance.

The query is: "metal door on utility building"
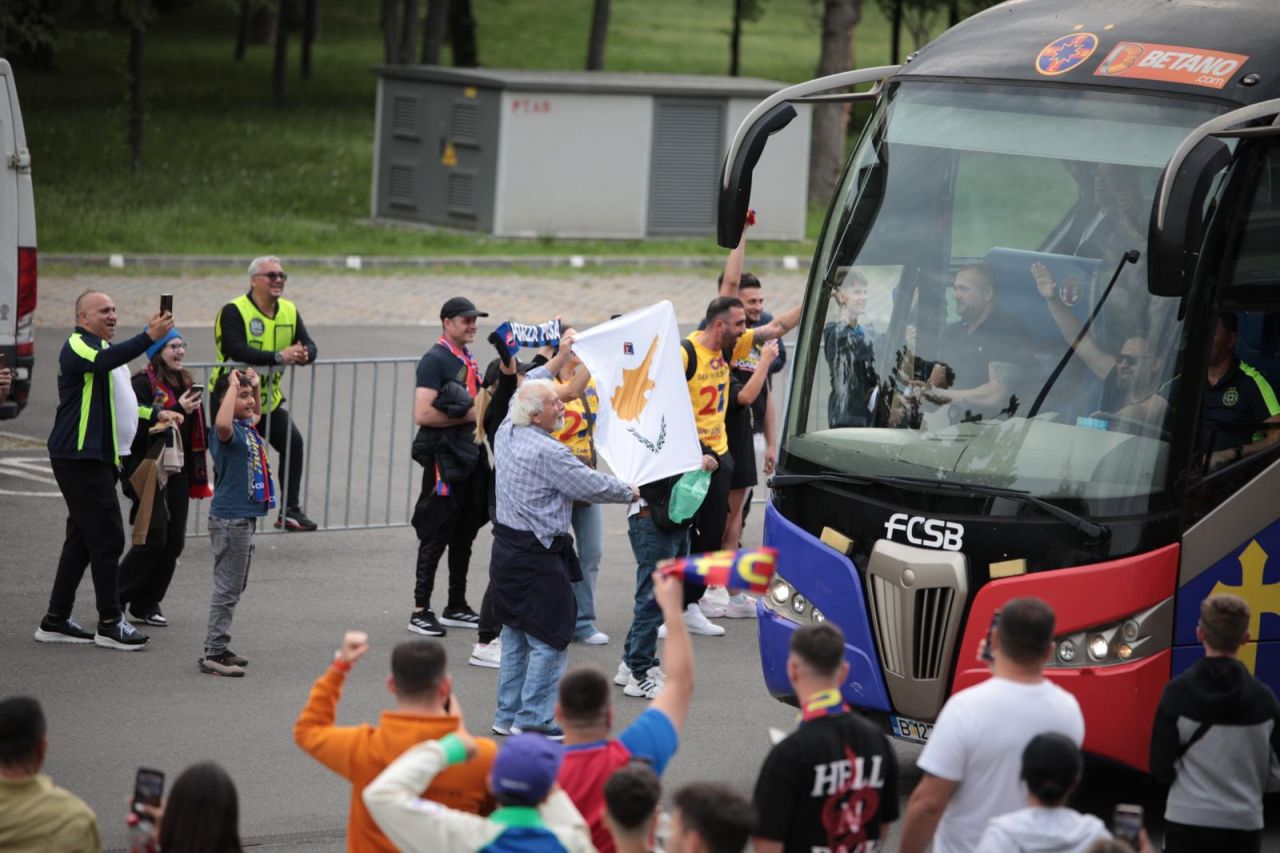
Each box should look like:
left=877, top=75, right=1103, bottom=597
left=647, top=99, right=725, bottom=236
left=378, top=82, right=499, bottom=230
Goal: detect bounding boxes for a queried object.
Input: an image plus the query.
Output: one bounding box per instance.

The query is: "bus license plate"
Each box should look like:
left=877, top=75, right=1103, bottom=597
left=890, top=715, right=933, bottom=744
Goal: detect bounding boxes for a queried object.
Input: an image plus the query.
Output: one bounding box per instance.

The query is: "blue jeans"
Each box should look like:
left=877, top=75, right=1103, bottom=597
left=495, top=625, right=568, bottom=730
left=571, top=502, right=604, bottom=640
left=623, top=514, right=688, bottom=680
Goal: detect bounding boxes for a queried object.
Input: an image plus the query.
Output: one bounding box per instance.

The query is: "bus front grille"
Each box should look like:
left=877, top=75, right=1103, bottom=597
left=865, top=540, right=969, bottom=720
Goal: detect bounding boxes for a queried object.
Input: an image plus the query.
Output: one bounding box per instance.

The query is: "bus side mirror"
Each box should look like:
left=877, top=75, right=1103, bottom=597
left=717, top=102, right=798, bottom=249
left=1148, top=138, right=1231, bottom=297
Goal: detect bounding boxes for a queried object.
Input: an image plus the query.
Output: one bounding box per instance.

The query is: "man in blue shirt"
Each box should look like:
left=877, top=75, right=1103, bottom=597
left=490, top=378, right=637, bottom=737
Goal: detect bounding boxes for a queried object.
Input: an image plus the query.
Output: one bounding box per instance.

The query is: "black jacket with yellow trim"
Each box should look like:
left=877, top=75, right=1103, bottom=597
left=48, top=327, right=155, bottom=462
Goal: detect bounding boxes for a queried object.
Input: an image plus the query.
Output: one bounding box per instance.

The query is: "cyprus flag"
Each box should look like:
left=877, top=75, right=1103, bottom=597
left=573, top=301, right=702, bottom=486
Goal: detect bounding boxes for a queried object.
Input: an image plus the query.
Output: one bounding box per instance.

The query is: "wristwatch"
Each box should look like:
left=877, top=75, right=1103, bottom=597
left=273, top=351, right=284, bottom=365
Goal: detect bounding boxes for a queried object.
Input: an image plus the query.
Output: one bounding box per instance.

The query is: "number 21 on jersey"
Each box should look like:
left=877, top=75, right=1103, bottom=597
left=697, top=383, right=727, bottom=415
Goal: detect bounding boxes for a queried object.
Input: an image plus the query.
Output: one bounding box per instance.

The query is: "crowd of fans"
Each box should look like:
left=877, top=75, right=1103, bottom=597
left=6, top=231, right=1279, bottom=851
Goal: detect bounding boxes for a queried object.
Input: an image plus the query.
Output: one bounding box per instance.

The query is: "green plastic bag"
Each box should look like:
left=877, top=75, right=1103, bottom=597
left=667, top=469, right=711, bottom=524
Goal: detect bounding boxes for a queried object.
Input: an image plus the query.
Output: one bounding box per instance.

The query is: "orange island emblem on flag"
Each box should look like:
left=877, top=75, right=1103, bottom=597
left=612, top=336, right=659, bottom=422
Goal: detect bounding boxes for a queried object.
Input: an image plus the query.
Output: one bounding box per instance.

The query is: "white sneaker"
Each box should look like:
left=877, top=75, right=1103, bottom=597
left=681, top=603, right=726, bottom=636
left=469, top=640, right=501, bottom=669
left=703, top=585, right=731, bottom=607
left=697, top=599, right=727, bottom=618
left=724, top=595, right=758, bottom=618
left=616, top=661, right=667, bottom=686
left=577, top=631, right=610, bottom=645
left=658, top=623, right=666, bottom=639
left=624, top=673, right=663, bottom=699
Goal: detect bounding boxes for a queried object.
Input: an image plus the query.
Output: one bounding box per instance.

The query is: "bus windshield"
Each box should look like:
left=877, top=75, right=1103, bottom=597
left=788, top=81, right=1228, bottom=502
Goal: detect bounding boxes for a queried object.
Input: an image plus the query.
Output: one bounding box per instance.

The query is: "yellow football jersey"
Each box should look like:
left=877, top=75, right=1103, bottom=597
left=555, top=377, right=599, bottom=464
left=682, top=329, right=755, bottom=455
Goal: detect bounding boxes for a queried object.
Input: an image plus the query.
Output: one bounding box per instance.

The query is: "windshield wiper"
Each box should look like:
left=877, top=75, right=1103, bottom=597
left=770, top=471, right=1110, bottom=540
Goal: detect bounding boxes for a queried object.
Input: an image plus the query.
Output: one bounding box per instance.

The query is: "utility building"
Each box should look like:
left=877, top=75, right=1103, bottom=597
left=371, top=67, right=810, bottom=240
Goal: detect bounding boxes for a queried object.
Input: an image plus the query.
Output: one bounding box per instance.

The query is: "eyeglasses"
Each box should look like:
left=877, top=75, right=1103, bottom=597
left=254, top=271, right=288, bottom=282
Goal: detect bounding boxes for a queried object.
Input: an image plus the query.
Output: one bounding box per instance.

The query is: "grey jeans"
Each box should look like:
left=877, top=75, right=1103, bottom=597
left=205, top=516, right=255, bottom=655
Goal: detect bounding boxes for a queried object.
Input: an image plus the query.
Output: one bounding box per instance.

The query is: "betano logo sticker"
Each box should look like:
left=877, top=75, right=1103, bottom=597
left=1094, top=41, right=1248, bottom=90
left=1035, top=33, right=1099, bottom=76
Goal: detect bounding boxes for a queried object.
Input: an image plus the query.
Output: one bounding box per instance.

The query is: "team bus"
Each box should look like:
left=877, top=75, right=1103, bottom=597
left=720, top=0, right=1280, bottom=770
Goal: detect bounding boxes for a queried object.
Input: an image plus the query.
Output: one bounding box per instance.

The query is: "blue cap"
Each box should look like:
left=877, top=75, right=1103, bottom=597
left=145, top=328, right=183, bottom=360
left=489, top=734, right=563, bottom=805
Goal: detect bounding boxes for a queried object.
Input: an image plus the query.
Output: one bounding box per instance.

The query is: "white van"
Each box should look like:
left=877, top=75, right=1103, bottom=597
left=0, top=58, right=37, bottom=420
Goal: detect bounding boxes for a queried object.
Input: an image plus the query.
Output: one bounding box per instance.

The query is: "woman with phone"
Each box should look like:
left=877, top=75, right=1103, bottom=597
left=119, top=328, right=212, bottom=627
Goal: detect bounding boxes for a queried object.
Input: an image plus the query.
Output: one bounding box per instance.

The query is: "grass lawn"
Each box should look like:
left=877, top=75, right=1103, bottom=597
left=19, top=0, right=917, bottom=259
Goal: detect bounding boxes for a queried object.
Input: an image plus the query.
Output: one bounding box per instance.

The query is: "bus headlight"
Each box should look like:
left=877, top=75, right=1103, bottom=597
left=1046, top=599, right=1173, bottom=669
left=762, top=574, right=826, bottom=626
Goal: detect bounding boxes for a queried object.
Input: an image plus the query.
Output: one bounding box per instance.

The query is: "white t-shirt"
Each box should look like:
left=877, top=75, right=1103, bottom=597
left=917, top=676, right=1085, bottom=853
left=112, top=364, right=139, bottom=457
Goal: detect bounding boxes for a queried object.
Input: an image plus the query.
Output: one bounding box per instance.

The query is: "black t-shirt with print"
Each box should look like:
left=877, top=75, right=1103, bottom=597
left=752, top=711, right=900, bottom=852
left=416, top=343, right=472, bottom=396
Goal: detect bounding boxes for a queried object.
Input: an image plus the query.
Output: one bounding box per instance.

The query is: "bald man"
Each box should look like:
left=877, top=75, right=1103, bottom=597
left=37, top=290, right=174, bottom=651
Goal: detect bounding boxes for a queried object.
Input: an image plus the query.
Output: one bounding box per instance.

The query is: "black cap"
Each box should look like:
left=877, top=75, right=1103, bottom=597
left=441, top=296, right=488, bottom=319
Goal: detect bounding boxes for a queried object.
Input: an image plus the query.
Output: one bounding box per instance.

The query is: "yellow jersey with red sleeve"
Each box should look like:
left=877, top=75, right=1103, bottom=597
left=555, top=377, right=599, bottom=465
left=682, top=329, right=755, bottom=455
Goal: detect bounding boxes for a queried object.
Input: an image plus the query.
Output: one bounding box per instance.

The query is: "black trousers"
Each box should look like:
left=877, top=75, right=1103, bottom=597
left=478, top=585, right=499, bottom=645
left=413, top=464, right=487, bottom=611
left=48, top=459, right=125, bottom=622
left=1164, top=821, right=1260, bottom=853
left=684, top=453, right=734, bottom=607
left=258, top=405, right=305, bottom=511
left=119, top=470, right=190, bottom=614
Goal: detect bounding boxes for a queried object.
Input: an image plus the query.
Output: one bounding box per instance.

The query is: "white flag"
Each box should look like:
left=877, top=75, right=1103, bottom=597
left=574, top=301, right=702, bottom=486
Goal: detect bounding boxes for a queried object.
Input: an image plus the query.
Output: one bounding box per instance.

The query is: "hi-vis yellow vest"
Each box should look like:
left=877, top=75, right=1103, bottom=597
left=212, top=294, right=298, bottom=413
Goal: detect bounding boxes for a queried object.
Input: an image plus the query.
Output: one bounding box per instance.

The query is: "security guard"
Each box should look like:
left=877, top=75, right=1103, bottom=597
left=1204, top=312, right=1280, bottom=469
left=213, top=255, right=318, bottom=531
left=37, top=290, right=175, bottom=650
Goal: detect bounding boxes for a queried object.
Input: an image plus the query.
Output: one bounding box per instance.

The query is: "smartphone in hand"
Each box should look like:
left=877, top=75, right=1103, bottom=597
left=190, top=384, right=205, bottom=396
left=160, top=294, right=173, bottom=315
left=132, top=767, right=165, bottom=817
left=1113, top=803, right=1143, bottom=849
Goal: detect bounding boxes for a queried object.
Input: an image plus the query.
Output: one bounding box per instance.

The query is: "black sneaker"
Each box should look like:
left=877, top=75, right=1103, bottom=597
left=94, top=618, right=150, bottom=651
left=128, top=607, right=168, bottom=627
left=34, top=616, right=94, bottom=645
left=408, top=610, right=446, bottom=637
left=223, top=649, right=249, bottom=667
left=198, top=651, right=246, bottom=677
left=275, top=507, right=318, bottom=532
left=440, top=605, right=481, bottom=629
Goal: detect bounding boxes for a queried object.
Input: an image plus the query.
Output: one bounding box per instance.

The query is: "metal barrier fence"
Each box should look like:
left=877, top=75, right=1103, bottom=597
left=184, top=359, right=422, bottom=535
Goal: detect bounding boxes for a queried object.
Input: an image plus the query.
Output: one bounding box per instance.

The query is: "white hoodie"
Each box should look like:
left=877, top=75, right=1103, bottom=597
left=975, top=806, right=1111, bottom=853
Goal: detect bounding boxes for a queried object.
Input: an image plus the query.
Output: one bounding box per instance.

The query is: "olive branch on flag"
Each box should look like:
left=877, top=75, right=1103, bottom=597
left=626, top=416, right=667, bottom=455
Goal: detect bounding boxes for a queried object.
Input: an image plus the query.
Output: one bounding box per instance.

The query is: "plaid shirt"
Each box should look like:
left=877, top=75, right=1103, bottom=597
left=494, top=416, right=633, bottom=547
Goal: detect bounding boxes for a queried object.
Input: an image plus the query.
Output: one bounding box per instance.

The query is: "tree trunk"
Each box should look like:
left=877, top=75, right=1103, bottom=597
left=807, top=0, right=860, bottom=204
left=421, top=0, right=449, bottom=64
left=585, top=0, right=609, bottom=71
left=235, top=0, right=250, bottom=60
left=300, top=0, right=317, bottom=78
left=272, top=0, right=290, bottom=108
left=729, top=0, right=742, bottom=76
left=128, top=23, right=145, bottom=173
left=397, top=0, right=418, bottom=64
left=948, top=0, right=960, bottom=27
left=448, top=0, right=479, bottom=67
left=380, top=0, right=397, bottom=62
left=890, top=0, right=903, bottom=64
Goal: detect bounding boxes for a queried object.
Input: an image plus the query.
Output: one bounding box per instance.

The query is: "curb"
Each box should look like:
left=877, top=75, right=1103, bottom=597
left=44, top=253, right=812, bottom=273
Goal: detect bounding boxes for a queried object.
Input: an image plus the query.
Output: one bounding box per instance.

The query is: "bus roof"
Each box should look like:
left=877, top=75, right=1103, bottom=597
left=899, top=0, right=1279, bottom=105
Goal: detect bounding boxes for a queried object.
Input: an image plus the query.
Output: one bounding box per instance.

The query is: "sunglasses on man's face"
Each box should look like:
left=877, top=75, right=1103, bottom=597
left=256, top=271, right=288, bottom=282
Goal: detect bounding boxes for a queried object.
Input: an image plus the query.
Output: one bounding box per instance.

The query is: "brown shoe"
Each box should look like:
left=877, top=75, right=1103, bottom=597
left=198, top=651, right=246, bottom=677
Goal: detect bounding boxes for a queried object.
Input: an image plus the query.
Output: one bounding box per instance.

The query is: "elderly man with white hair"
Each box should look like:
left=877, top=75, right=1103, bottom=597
left=490, top=375, right=638, bottom=740
left=212, top=255, right=319, bottom=531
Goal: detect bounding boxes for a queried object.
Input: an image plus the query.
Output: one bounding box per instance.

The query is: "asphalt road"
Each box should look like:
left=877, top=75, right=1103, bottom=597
left=2, top=322, right=933, bottom=852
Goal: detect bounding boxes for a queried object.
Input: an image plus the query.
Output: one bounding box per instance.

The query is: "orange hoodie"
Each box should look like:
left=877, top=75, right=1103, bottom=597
left=294, top=664, right=497, bottom=853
